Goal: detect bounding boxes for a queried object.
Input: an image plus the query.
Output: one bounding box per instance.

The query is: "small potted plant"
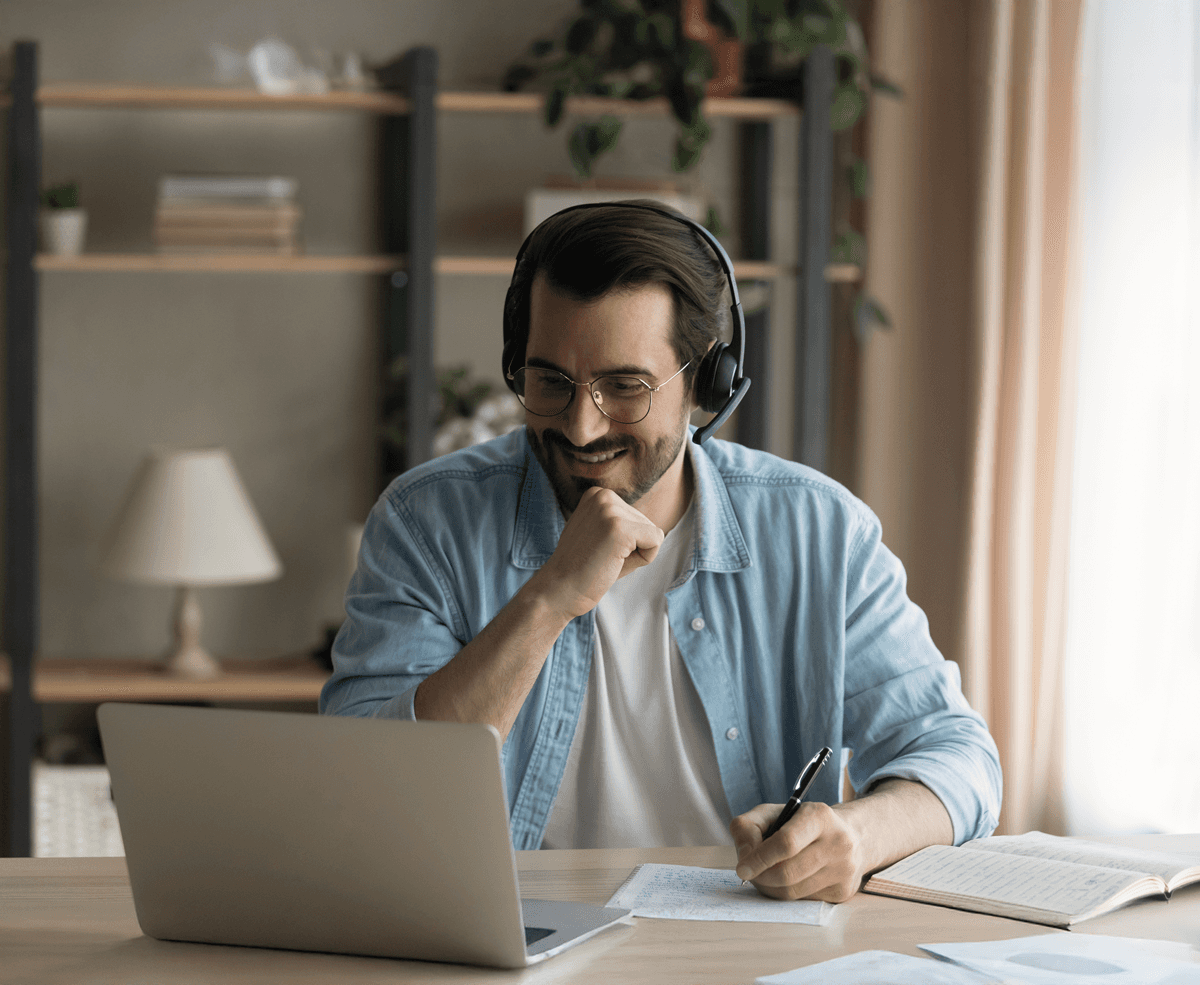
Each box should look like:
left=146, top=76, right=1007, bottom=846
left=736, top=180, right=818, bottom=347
left=40, top=182, right=87, bottom=256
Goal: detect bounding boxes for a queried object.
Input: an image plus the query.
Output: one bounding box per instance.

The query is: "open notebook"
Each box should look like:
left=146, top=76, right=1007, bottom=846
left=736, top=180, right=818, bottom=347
left=863, top=832, right=1200, bottom=927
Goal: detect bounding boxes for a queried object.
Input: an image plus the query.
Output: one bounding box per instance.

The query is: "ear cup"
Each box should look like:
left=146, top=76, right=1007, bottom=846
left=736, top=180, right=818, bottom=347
left=695, top=341, right=738, bottom=414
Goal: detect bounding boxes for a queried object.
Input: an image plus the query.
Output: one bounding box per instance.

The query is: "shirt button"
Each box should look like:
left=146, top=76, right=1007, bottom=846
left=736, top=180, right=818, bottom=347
left=725, top=727, right=739, bottom=741
left=691, top=617, right=706, bottom=631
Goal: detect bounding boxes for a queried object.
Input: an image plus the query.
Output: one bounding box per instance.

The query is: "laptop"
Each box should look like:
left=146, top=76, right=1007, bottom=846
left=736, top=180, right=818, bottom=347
left=96, top=703, right=629, bottom=968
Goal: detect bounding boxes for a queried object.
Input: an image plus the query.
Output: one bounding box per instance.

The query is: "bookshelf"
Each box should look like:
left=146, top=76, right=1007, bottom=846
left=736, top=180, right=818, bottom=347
left=0, top=655, right=326, bottom=704
left=4, top=41, right=842, bottom=856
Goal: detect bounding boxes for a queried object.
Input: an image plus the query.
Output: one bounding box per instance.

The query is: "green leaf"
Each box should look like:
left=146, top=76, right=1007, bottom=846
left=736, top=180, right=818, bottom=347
left=545, top=84, right=567, bottom=127
left=673, top=136, right=703, bottom=172
left=565, top=15, right=599, bottom=55
left=846, top=156, right=870, bottom=199
left=591, top=115, right=623, bottom=154
left=647, top=13, right=675, bottom=51
left=568, top=118, right=622, bottom=178
left=830, top=81, right=865, bottom=131
left=869, top=72, right=904, bottom=98
left=41, top=182, right=80, bottom=208
left=502, top=63, right=536, bottom=92
left=531, top=38, right=555, bottom=58
left=684, top=38, right=714, bottom=84
left=852, top=291, right=893, bottom=343
left=708, top=0, right=749, bottom=40
left=673, top=116, right=711, bottom=171
left=704, top=205, right=725, bottom=237
left=569, top=126, right=595, bottom=178
left=831, top=228, right=866, bottom=266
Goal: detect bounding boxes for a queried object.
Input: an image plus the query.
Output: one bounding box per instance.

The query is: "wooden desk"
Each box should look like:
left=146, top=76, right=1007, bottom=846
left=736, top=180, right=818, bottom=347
left=2, top=841, right=1197, bottom=983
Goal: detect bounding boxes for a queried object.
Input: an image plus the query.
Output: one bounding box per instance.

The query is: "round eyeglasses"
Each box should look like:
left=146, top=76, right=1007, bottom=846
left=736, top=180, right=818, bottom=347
left=507, top=362, right=691, bottom=425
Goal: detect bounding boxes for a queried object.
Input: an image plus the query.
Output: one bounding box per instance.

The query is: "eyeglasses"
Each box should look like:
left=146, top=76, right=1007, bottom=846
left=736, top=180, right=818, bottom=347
left=507, top=362, right=691, bottom=425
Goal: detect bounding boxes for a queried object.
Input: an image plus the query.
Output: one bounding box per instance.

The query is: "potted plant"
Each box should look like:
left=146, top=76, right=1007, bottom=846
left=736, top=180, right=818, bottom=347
left=40, top=181, right=87, bottom=256
left=503, top=0, right=898, bottom=336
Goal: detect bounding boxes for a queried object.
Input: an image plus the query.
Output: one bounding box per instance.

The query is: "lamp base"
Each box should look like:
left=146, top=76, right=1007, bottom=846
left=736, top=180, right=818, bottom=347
left=165, top=642, right=221, bottom=679
left=165, top=584, right=222, bottom=679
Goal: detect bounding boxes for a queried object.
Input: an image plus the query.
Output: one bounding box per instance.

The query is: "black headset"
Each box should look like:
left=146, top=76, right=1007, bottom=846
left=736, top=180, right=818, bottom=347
left=501, top=201, right=751, bottom=445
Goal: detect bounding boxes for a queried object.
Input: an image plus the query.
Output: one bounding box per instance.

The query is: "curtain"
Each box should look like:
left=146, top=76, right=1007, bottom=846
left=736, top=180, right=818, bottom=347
left=861, top=0, right=1084, bottom=836
left=1062, top=0, right=1200, bottom=835
left=960, top=0, right=1084, bottom=836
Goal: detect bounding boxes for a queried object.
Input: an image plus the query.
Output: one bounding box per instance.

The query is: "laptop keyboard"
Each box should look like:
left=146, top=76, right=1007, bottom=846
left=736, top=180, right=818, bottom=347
left=524, top=926, right=554, bottom=946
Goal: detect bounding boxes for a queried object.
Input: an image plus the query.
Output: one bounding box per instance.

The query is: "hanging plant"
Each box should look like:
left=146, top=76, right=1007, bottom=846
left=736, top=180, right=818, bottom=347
left=503, top=0, right=901, bottom=337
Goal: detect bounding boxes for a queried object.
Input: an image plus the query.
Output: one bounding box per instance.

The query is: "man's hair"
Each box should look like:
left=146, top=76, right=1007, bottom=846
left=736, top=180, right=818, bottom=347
left=503, top=201, right=728, bottom=392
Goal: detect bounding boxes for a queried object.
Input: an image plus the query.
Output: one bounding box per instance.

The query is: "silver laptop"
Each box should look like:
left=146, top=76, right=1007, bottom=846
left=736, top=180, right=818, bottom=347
left=96, top=703, right=629, bottom=968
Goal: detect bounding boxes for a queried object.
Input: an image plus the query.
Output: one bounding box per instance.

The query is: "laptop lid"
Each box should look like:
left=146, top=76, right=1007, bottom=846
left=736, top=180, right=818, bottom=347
left=96, top=703, right=626, bottom=968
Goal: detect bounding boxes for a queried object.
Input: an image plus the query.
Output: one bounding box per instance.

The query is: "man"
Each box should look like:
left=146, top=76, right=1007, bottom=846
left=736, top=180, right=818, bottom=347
left=321, top=203, right=1002, bottom=903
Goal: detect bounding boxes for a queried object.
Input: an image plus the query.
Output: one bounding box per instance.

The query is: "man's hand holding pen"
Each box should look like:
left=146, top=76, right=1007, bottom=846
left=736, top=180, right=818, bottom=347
left=730, top=756, right=957, bottom=905
left=730, top=799, right=870, bottom=903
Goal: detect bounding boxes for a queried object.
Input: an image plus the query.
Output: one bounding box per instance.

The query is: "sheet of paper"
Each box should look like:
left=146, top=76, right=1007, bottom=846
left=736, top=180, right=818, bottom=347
left=873, top=844, right=1142, bottom=915
left=605, top=864, right=833, bottom=924
left=922, top=933, right=1200, bottom=985
left=756, top=950, right=1003, bottom=984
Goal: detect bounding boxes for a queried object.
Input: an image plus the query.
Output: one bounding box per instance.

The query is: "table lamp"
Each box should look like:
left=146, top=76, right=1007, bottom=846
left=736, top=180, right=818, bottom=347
left=99, top=447, right=283, bottom=678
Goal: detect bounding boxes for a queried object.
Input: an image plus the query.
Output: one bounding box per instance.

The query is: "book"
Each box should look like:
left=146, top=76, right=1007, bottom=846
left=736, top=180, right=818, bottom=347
left=154, top=202, right=302, bottom=225
left=863, top=831, right=1200, bottom=927
left=158, top=174, right=298, bottom=200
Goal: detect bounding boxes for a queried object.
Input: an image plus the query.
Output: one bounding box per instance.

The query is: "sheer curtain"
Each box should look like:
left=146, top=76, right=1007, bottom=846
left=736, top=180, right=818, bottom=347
left=1064, top=0, right=1200, bottom=834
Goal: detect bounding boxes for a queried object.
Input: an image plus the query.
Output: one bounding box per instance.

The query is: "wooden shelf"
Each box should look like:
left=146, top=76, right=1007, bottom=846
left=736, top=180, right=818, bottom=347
left=20, top=83, right=799, bottom=120
left=436, top=256, right=796, bottom=280
left=0, top=654, right=328, bottom=703
left=437, top=90, right=800, bottom=119
left=35, top=253, right=405, bottom=273
left=35, top=83, right=413, bottom=113
left=34, top=253, right=859, bottom=282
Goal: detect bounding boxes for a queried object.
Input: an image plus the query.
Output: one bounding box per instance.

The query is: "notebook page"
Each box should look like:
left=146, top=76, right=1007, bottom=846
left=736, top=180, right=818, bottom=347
left=867, top=845, right=1147, bottom=916
left=963, top=832, right=1191, bottom=887
left=606, top=864, right=833, bottom=924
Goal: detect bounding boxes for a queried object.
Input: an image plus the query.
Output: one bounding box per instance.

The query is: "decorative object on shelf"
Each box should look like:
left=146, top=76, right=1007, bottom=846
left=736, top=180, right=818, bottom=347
left=153, top=174, right=301, bottom=255
left=525, top=176, right=704, bottom=234
left=208, top=38, right=340, bottom=95
left=431, top=370, right=525, bottom=458
left=99, top=448, right=283, bottom=679
left=248, top=38, right=329, bottom=95
left=383, top=364, right=524, bottom=470
left=39, top=181, right=87, bottom=256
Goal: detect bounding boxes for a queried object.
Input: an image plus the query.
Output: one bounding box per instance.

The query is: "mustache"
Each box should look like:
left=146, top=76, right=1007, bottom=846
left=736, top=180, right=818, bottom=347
left=538, top=430, right=632, bottom=457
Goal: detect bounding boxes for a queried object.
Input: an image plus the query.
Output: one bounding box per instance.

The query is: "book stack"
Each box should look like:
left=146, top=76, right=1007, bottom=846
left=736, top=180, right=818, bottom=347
left=153, top=175, right=301, bottom=254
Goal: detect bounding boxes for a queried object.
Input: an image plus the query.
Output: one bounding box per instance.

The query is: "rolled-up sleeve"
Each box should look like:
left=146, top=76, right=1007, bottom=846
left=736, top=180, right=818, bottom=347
left=319, top=490, right=465, bottom=721
left=841, top=517, right=1003, bottom=844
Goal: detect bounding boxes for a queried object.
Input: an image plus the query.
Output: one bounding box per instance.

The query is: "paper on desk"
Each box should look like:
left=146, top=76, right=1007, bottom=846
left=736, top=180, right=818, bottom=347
left=921, top=933, right=1200, bottom=984
left=605, top=864, right=833, bottom=924
left=756, top=950, right=1004, bottom=984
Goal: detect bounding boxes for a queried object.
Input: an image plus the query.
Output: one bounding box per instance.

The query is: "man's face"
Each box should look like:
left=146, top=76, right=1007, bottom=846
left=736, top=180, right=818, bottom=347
left=523, top=275, right=693, bottom=514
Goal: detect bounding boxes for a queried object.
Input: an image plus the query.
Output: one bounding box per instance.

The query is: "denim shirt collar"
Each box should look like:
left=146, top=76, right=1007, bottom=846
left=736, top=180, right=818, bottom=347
left=510, top=427, right=751, bottom=574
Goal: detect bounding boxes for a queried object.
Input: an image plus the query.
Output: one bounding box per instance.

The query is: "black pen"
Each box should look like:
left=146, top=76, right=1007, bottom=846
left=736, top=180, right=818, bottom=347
left=764, top=745, right=833, bottom=839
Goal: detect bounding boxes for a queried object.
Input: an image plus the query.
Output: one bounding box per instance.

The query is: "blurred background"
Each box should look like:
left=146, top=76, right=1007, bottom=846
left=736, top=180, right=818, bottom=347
left=1, top=0, right=1197, bottom=853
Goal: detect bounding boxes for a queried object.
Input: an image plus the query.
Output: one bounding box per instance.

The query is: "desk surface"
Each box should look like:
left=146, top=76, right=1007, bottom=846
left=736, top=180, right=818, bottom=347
left=3, top=839, right=1198, bottom=983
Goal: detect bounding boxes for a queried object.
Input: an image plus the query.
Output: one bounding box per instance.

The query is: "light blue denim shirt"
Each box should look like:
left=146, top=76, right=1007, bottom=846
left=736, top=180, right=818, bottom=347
left=321, top=428, right=1002, bottom=850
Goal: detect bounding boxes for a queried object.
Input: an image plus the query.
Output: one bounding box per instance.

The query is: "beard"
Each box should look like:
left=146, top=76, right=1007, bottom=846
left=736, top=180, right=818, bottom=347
left=527, top=419, right=688, bottom=514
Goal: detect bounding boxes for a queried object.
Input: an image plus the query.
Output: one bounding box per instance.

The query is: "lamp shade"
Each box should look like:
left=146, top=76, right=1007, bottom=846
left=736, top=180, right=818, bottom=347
left=100, top=447, right=282, bottom=586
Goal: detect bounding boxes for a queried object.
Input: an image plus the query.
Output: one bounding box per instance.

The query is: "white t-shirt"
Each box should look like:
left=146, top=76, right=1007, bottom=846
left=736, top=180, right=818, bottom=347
left=541, top=493, right=733, bottom=849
